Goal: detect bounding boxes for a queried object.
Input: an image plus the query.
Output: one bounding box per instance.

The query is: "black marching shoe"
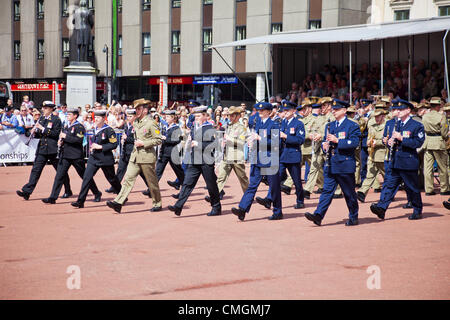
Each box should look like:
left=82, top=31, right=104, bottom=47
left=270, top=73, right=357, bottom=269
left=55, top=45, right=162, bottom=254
left=142, top=189, right=150, bottom=196
left=150, top=206, right=162, bottom=212
left=167, top=180, right=180, bottom=190
left=408, top=213, right=422, bottom=220
left=16, top=190, right=30, bottom=200
left=425, top=191, right=436, bottom=196
left=168, top=205, right=182, bottom=216
left=370, top=204, right=385, bottom=220
left=374, top=188, right=382, bottom=193
left=294, top=203, right=305, bottom=209
left=106, top=200, right=122, bottom=214
left=268, top=213, right=283, bottom=220
left=41, top=198, right=56, bottom=204
left=71, top=201, right=84, bottom=208
left=171, top=193, right=179, bottom=199
left=105, top=187, right=114, bottom=193
left=61, top=191, right=73, bottom=199
left=205, top=190, right=225, bottom=203
left=304, top=212, right=322, bottom=226
left=94, top=192, right=102, bottom=202
left=402, top=201, right=413, bottom=209
left=314, top=188, right=324, bottom=194
left=443, top=201, right=450, bottom=210
left=304, top=190, right=311, bottom=200
left=231, top=207, right=246, bottom=221
left=255, top=197, right=271, bottom=209
left=333, top=193, right=344, bottom=199
left=440, top=191, right=450, bottom=196
left=281, top=185, right=291, bottom=195
left=357, top=191, right=366, bottom=203
left=345, top=219, right=359, bottom=226
left=261, top=177, right=269, bottom=186
left=355, top=183, right=362, bottom=188
left=207, top=208, right=222, bottom=216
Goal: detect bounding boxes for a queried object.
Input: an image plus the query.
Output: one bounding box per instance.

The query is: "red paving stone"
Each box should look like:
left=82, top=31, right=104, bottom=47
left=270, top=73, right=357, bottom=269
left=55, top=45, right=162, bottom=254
left=0, top=164, right=449, bottom=299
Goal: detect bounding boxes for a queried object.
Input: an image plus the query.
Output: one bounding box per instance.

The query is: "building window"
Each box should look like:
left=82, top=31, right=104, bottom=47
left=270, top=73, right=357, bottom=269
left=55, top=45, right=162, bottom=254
left=172, top=31, right=180, bottom=53
left=172, top=0, right=181, bottom=8
left=37, top=0, right=44, bottom=20
left=38, top=40, right=44, bottom=60
left=271, top=23, right=282, bottom=34
left=203, top=28, right=212, bottom=51
left=118, top=0, right=122, bottom=13
left=309, top=20, right=321, bottom=29
left=14, top=1, right=20, bottom=21
left=142, top=0, right=151, bottom=10
left=61, top=0, right=68, bottom=17
left=88, top=36, right=94, bottom=57
left=14, top=41, right=21, bottom=60
left=87, top=0, right=94, bottom=11
left=143, top=33, right=151, bottom=55
left=394, top=9, right=409, bottom=21
left=439, top=6, right=450, bottom=16
left=62, top=38, right=70, bottom=58
left=236, top=0, right=246, bottom=2
left=235, top=26, right=246, bottom=50
left=118, top=35, right=122, bottom=56
left=203, top=0, right=213, bottom=4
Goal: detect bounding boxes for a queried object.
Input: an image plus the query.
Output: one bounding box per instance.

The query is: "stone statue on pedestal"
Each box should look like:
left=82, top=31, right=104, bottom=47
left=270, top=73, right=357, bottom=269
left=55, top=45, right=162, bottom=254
left=72, top=0, right=94, bottom=63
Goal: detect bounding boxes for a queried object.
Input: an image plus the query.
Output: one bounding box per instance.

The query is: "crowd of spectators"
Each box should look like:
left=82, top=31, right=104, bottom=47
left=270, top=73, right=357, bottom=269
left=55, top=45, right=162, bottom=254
left=282, top=59, right=448, bottom=106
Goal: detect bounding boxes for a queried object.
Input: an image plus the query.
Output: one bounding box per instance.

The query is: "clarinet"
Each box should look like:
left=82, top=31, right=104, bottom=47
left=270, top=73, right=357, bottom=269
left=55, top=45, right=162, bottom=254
left=25, top=118, right=42, bottom=146
left=388, top=119, right=399, bottom=163
left=325, top=119, right=332, bottom=166
left=57, top=123, right=68, bottom=160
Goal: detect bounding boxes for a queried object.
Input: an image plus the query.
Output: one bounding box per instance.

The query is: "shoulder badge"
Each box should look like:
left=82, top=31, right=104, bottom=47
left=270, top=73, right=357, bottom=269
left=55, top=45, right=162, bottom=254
left=109, top=134, right=117, bottom=143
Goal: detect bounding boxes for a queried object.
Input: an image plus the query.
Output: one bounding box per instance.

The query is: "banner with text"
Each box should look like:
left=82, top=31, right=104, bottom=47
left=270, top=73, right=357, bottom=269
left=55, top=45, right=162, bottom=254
left=0, top=130, right=39, bottom=163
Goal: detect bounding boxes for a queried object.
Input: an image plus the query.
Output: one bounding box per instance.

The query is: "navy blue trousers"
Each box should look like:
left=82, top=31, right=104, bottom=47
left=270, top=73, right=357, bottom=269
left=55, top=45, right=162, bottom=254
left=266, top=162, right=304, bottom=205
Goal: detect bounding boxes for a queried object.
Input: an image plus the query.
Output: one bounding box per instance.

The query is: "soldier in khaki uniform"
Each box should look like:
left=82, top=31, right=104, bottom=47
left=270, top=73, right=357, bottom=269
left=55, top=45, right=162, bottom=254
left=282, top=98, right=313, bottom=193
left=422, top=97, right=450, bottom=195
left=357, top=109, right=388, bottom=202
left=106, top=99, right=163, bottom=213
left=205, top=106, right=249, bottom=203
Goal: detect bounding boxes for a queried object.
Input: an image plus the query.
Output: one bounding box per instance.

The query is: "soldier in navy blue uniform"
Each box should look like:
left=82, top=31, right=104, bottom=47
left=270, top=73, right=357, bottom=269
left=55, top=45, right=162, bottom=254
left=168, top=106, right=221, bottom=217
left=305, top=99, right=361, bottom=226
left=71, top=110, right=122, bottom=208
left=17, top=101, right=71, bottom=200
left=42, top=107, right=101, bottom=204
left=155, top=109, right=185, bottom=184
left=232, top=102, right=283, bottom=221
left=371, top=100, right=425, bottom=220
left=256, top=100, right=306, bottom=209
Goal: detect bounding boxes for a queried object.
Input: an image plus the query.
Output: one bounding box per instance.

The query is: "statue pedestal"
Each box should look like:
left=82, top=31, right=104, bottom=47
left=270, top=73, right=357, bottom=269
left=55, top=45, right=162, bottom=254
left=63, top=62, right=97, bottom=108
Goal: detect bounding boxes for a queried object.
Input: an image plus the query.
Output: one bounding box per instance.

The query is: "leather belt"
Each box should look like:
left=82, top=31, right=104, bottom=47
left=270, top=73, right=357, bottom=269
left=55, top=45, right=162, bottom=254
left=425, top=132, right=440, bottom=137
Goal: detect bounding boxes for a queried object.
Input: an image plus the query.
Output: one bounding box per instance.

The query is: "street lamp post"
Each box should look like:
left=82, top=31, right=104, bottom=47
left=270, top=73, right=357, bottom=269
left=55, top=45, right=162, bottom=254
left=102, top=44, right=111, bottom=105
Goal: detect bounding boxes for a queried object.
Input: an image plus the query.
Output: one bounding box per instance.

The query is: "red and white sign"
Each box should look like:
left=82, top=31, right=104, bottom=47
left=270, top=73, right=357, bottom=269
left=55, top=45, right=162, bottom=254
left=149, top=77, right=193, bottom=85
left=11, top=83, right=53, bottom=91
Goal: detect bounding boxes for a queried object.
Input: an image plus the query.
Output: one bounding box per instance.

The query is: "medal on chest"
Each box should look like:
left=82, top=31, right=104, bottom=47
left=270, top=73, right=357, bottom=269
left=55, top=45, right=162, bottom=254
left=71, top=127, right=75, bottom=134
left=338, top=132, right=346, bottom=139
left=47, top=122, right=53, bottom=129
left=102, top=133, right=105, bottom=140
left=290, top=127, right=295, bottom=135
left=402, top=131, right=411, bottom=138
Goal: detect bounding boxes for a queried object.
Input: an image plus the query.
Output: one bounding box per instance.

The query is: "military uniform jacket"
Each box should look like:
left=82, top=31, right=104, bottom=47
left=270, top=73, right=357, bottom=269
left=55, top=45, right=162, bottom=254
left=88, top=125, right=118, bottom=166
left=323, top=117, right=361, bottom=174
left=160, top=123, right=183, bottom=158
left=122, top=123, right=135, bottom=156
left=368, top=120, right=387, bottom=163
left=61, top=121, right=86, bottom=160
left=224, top=122, right=248, bottom=163
left=129, top=117, right=162, bottom=164
left=391, top=117, right=425, bottom=171
left=422, top=110, right=449, bottom=150
left=189, top=122, right=216, bottom=164
left=34, top=114, right=62, bottom=155
left=280, top=117, right=305, bottom=164
left=299, top=114, right=314, bottom=155
left=255, top=118, right=280, bottom=168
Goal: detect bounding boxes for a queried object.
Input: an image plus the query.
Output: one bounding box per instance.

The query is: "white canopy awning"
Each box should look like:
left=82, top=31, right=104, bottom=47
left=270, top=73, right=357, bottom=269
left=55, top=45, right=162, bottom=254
left=212, top=16, right=450, bottom=48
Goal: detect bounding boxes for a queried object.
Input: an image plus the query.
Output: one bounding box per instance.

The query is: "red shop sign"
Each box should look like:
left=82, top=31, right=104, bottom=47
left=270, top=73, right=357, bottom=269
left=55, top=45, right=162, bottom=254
left=148, top=77, right=193, bottom=85
left=11, top=83, right=53, bottom=91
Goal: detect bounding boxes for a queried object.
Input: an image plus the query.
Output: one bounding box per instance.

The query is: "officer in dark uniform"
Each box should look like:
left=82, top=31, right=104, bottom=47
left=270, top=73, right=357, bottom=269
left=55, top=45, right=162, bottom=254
left=371, top=99, right=425, bottom=220
left=232, top=102, right=283, bottom=221
left=256, top=100, right=306, bottom=209
left=42, top=107, right=101, bottom=204
left=17, top=101, right=71, bottom=200
left=105, top=108, right=137, bottom=193
left=155, top=109, right=185, bottom=184
left=304, top=99, right=361, bottom=226
left=71, top=109, right=122, bottom=208
left=168, top=105, right=221, bottom=217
